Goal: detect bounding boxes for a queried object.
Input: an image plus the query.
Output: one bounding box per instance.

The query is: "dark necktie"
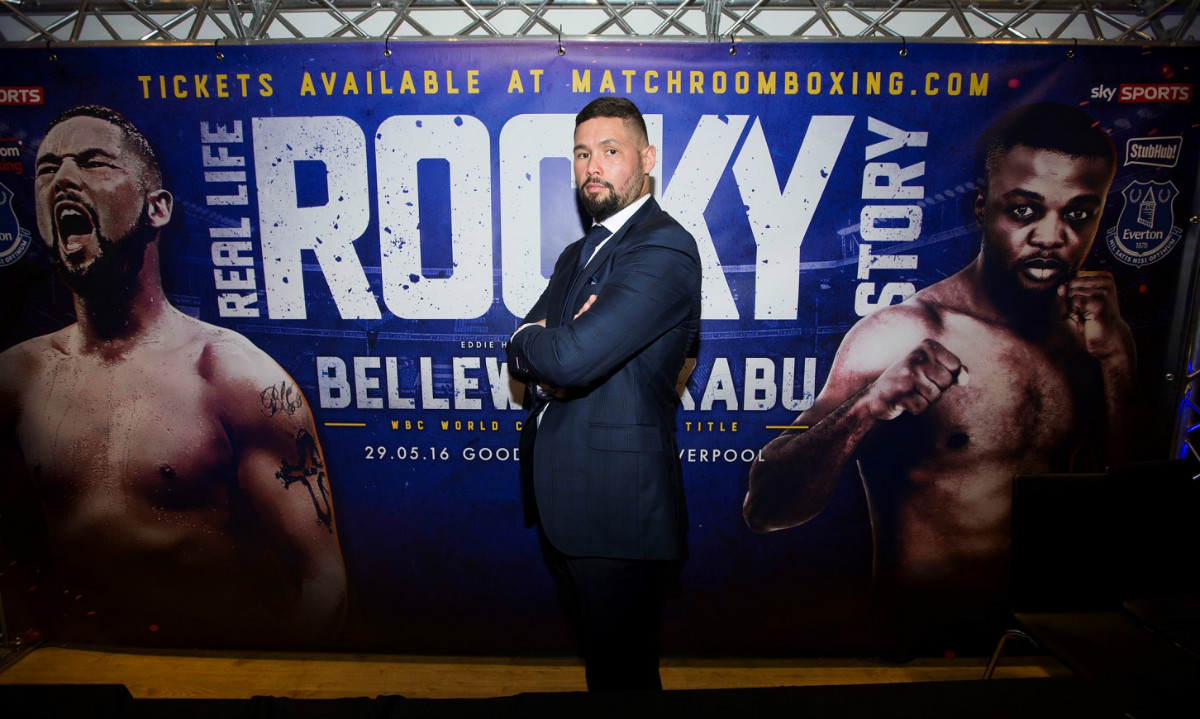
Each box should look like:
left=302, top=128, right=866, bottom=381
left=576, top=224, right=610, bottom=270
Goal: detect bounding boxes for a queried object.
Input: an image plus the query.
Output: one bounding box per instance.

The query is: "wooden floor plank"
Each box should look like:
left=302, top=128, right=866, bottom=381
left=0, top=645, right=1068, bottom=699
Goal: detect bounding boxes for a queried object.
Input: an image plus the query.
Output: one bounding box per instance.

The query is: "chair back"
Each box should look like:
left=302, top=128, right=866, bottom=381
left=1106, top=459, right=1200, bottom=600
left=1009, top=472, right=1118, bottom=613
left=1010, top=459, right=1200, bottom=613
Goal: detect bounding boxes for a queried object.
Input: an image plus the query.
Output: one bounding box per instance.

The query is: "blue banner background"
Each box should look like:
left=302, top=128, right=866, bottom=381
left=1, top=40, right=1196, bottom=654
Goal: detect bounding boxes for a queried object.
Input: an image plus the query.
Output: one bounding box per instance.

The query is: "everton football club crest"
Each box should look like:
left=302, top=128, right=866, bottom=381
left=0, top=182, right=32, bottom=267
left=1106, top=180, right=1182, bottom=267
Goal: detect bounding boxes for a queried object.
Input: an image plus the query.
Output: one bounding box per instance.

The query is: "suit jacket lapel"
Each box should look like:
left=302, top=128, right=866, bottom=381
left=544, top=241, right=585, bottom=328
left=553, top=198, right=661, bottom=324
left=587, top=198, right=657, bottom=273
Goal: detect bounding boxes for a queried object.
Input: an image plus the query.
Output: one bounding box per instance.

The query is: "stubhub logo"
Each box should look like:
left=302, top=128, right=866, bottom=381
left=1125, top=136, right=1183, bottom=169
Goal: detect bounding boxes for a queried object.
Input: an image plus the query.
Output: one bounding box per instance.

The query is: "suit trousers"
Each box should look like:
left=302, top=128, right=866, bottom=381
left=540, top=532, right=668, bottom=691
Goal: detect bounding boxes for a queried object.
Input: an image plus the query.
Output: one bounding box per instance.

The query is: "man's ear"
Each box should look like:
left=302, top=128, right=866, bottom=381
left=973, top=188, right=985, bottom=229
left=146, top=189, right=173, bottom=229
left=642, top=144, right=657, bottom=176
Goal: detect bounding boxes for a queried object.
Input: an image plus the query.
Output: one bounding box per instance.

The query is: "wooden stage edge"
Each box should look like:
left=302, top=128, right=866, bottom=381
left=0, top=645, right=1070, bottom=700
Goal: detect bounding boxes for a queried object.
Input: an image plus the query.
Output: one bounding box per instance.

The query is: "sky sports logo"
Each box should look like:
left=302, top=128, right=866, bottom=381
left=0, top=87, right=44, bottom=105
left=1119, top=83, right=1192, bottom=102
left=1089, top=83, right=1190, bottom=103
left=1089, top=83, right=1192, bottom=103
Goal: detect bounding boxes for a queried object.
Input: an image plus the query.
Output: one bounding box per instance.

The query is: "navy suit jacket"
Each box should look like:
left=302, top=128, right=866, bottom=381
left=507, top=197, right=701, bottom=561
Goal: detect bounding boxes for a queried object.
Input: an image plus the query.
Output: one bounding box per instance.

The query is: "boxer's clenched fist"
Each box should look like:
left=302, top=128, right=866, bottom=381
left=1060, top=271, right=1134, bottom=363
left=865, top=339, right=970, bottom=421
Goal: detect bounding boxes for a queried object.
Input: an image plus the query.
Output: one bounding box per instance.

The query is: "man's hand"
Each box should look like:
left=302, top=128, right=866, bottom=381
left=529, top=298, right=596, bottom=399
left=865, top=339, right=969, bottom=421
left=1060, top=271, right=1134, bottom=363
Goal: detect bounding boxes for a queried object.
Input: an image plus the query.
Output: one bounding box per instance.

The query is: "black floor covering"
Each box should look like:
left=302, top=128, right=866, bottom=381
left=4, top=676, right=1195, bottom=719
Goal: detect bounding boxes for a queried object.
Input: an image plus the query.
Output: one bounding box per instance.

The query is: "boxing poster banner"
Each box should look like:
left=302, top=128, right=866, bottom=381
left=0, top=40, right=1196, bottom=655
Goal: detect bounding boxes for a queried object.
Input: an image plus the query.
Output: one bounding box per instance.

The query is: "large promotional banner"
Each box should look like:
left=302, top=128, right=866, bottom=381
left=1, top=40, right=1196, bottom=656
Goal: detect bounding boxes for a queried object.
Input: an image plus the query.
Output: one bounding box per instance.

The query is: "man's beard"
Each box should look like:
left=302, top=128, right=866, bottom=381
left=980, top=240, right=1076, bottom=333
left=577, top=167, right=644, bottom=223
left=55, top=203, right=153, bottom=301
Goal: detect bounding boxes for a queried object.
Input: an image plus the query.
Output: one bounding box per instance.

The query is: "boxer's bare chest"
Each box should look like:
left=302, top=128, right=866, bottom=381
left=881, top=315, right=1099, bottom=478
left=16, top=347, right=234, bottom=518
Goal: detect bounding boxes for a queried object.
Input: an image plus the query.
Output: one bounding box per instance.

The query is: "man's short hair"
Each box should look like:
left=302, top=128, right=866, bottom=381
left=977, top=102, right=1116, bottom=184
left=575, top=97, right=649, bottom=146
left=45, top=105, right=163, bottom=189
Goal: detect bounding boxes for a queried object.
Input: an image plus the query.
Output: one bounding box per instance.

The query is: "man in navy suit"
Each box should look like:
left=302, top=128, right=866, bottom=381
left=507, top=97, right=702, bottom=691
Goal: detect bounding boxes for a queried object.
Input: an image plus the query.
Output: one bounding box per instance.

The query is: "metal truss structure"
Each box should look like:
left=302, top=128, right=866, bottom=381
left=1179, top=254, right=1200, bottom=473
left=1, top=0, right=1198, bottom=45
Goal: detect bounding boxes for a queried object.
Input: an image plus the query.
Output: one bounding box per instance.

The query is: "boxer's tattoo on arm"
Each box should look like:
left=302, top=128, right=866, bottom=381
left=276, top=429, right=333, bottom=530
left=261, top=381, right=304, bottom=417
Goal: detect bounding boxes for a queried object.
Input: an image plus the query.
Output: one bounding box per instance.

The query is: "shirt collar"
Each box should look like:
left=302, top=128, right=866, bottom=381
left=593, top=193, right=651, bottom=236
